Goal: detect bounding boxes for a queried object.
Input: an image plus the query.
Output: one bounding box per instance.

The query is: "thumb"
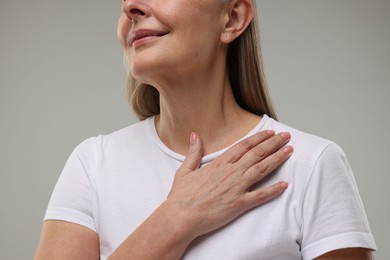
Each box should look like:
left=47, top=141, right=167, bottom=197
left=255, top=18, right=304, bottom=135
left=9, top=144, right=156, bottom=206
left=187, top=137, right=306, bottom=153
left=178, top=132, right=203, bottom=175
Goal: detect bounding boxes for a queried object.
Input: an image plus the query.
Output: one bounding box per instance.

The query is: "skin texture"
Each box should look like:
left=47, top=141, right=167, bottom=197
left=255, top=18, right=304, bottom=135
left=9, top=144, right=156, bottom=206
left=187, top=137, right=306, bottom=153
left=119, top=0, right=260, bottom=156
left=118, top=0, right=229, bottom=85
left=34, top=0, right=374, bottom=259
left=35, top=221, right=100, bottom=260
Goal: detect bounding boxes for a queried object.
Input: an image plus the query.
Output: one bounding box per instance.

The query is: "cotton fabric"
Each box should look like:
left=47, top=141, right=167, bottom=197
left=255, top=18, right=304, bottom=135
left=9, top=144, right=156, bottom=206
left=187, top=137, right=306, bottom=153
left=45, top=115, right=376, bottom=259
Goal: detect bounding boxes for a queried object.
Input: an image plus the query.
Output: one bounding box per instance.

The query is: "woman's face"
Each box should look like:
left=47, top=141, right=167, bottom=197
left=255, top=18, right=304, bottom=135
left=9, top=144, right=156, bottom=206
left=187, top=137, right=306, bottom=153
left=118, top=0, right=229, bottom=85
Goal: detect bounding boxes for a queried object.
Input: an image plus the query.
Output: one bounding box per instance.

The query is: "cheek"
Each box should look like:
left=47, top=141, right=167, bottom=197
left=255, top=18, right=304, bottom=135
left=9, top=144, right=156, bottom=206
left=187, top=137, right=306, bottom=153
left=117, top=14, right=131, bottom=47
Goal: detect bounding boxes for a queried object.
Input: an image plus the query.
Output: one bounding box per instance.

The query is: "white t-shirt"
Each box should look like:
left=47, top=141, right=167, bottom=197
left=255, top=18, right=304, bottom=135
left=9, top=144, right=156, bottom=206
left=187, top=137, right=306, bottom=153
left=45, top=115, right=376, bottom=259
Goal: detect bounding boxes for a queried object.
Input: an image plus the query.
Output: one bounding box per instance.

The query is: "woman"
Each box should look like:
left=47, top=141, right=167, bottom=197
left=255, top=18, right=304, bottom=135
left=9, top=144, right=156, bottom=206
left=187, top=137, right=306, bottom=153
left=35, top=0, right=376, bottom=259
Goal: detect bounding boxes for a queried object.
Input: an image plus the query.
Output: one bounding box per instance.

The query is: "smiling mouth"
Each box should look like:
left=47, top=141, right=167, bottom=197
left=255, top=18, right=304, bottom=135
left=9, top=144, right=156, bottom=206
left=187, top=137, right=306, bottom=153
left=129, top=29, right=168, bottom=47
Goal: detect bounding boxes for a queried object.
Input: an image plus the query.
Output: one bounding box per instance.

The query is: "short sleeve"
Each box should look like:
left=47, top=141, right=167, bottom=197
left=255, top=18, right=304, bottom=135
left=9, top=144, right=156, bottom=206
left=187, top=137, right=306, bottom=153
left=300, top=143, right=376, bottom=259
left=44, top=138, right=98, bottom=232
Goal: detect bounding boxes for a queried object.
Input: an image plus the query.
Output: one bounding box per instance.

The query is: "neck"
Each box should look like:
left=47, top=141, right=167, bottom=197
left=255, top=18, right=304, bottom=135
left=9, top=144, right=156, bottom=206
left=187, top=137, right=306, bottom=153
left=154, top=66, right=260, bottom=156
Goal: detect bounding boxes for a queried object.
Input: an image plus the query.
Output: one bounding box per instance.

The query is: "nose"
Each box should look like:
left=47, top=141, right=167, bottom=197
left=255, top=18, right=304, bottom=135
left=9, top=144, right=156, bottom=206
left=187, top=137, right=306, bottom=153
left=122, top=0, right=150, bottom=21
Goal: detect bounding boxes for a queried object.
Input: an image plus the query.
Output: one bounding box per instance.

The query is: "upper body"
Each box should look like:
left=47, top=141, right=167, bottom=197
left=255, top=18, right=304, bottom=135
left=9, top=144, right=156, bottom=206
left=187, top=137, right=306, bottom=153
left=42, top=115, right=376, bottom=259
left=35, top=0, right=376, bottom=259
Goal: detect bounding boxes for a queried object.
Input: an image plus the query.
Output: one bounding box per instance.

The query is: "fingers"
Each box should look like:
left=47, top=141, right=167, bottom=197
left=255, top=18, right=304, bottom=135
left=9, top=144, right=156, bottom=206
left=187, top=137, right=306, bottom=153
left=177, top=132, right=203, bottom=175
left=243, top=145, right=293, bottom=186
left=243, top=181, right=288, bottom=209
left=220, top=130, right=276, bottom=163
left=238, top=132, right=291, bottom=170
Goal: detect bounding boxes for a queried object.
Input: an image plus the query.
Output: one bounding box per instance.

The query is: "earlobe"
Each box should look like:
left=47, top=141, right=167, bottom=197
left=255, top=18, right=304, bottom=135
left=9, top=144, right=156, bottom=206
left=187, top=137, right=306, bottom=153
left=220, top=0, right=254, bottom=44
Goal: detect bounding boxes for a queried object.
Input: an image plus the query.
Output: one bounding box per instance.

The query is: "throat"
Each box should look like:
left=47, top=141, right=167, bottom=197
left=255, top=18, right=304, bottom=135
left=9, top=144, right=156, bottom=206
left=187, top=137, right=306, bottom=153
left=154, top=110, right=262, bottom=156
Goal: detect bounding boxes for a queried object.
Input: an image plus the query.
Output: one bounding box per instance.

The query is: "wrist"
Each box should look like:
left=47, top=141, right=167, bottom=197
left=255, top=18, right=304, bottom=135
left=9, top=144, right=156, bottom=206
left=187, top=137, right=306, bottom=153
left=159, top=199, right=200, bottom=244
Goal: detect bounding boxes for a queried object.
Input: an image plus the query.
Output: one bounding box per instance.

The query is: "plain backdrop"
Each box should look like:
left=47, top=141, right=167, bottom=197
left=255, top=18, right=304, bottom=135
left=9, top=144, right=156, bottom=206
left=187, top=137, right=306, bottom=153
left=1, top=0, right=389, bottom=259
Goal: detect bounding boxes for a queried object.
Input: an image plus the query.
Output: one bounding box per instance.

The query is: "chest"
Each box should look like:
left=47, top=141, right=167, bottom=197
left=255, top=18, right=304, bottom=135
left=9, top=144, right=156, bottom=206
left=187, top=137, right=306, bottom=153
left=93, top=153, right=302, bottom=259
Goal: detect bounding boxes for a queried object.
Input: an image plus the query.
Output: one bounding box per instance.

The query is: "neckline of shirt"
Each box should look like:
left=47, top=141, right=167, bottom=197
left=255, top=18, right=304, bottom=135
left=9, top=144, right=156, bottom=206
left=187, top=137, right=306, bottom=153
left=146, top=114, right=269, bottom=165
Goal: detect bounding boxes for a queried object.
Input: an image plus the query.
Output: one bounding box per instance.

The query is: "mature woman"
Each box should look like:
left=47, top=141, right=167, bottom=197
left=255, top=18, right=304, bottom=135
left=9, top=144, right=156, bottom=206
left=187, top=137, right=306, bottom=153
left=35, top=0, right=376, bottom=259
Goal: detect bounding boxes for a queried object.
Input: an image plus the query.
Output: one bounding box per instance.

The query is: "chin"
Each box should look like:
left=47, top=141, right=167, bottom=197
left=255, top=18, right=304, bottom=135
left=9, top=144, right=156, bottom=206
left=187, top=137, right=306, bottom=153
left=130, top=58, right=179, bottom=84
left=129, top=64, right=162, bottom=87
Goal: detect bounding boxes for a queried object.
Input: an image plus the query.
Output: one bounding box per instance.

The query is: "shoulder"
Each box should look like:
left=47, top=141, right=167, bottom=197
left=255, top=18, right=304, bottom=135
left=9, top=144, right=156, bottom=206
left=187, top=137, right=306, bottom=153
left=76, top=118, right=152, bottom=152
left=263, top=116, right=341, bottom=161
left=70, top=118, right=155, bottom=167
left=261, top=116, right=349, bottom=189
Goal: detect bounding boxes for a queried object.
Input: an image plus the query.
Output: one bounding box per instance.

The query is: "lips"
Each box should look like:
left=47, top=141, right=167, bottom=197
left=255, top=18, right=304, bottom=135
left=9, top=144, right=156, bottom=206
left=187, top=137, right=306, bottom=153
left=129, top=29, right=168, bottom=47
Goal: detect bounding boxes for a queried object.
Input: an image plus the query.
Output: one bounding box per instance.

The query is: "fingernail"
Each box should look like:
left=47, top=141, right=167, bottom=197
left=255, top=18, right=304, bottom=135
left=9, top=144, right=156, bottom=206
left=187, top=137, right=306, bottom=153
left=283, top=145, right=293, bottom=154
left=190, top=132, right=197, bottom=143
left=280, top=182, right=289, bottom=189
left=281, top=132, right=291, bottom=139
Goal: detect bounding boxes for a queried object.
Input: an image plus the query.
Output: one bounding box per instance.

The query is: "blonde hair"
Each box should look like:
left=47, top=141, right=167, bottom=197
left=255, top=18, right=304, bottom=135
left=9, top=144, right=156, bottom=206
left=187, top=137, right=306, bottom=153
left=126, top=2, right=277, bottom=120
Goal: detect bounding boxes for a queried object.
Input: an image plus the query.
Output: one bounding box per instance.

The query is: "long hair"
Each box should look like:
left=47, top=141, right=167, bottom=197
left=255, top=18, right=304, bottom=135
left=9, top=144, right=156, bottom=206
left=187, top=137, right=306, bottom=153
left=126, top=2, right=277, bottom=121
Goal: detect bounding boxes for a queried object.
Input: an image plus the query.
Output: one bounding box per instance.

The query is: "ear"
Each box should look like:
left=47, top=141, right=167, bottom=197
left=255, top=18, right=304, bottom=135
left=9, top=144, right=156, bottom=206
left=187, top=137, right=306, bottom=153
left=220, top=0, right=254, bottom=44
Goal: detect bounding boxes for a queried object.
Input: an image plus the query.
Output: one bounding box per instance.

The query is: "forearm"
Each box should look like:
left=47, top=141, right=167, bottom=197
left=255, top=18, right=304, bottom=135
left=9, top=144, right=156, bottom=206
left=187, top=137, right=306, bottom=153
left=108, top=201, right=196, bottom=260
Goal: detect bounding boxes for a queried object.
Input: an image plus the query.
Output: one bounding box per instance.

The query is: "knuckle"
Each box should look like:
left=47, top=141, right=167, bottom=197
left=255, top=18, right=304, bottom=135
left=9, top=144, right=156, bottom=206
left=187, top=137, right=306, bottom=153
left=256, top=190, right=268, bottom=201
left=237, top=138, right=252, bottom=150
left=255, top=147, right=267, bottom=158
left=211, top=159, right=224, bottom=169
left=234, top=196, right=247, bottom=208
left=188, top=146, right=201, bottom=156
left=255, top=163, right=268, bottom=176
left=230, top=151, right=243, bottom=162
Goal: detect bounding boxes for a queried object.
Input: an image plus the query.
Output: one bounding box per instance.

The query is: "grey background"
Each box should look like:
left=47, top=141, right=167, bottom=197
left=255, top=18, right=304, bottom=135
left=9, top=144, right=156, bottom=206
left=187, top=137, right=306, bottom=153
left=0, top=0, right=388, bottom=259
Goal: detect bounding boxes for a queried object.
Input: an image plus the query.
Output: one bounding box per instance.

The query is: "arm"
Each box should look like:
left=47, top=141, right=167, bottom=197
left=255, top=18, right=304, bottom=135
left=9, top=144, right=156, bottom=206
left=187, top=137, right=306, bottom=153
left=34, top=221, right=99, bottom=260
left=35, top=203, right=193, bottom=260
left=316, top=248, right=374, bottom=260
left=35, top=130, right=293, bottom=259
